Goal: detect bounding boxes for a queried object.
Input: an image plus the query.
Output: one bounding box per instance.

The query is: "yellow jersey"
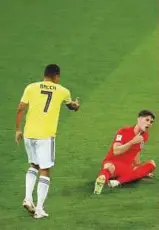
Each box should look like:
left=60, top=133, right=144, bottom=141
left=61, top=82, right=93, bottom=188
left=21, top=81, right=72, bottom=138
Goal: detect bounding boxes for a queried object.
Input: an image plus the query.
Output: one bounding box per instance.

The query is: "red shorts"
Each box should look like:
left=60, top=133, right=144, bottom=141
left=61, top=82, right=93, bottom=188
left=102, top=159, right=133, bottom=178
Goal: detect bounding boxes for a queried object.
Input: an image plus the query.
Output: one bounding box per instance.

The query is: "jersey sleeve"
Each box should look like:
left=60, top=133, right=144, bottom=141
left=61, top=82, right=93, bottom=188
left=63, top=89, right=72, bottom=104
left=20, top=85, right=30, bottom=104
left=113, top=128, right=127, bottom=144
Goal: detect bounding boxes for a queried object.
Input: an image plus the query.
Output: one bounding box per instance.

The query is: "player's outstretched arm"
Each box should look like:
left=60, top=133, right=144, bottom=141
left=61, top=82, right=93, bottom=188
left=15, top=102, right=28, bottom=144
left=66, top=97, right=80, bottom=112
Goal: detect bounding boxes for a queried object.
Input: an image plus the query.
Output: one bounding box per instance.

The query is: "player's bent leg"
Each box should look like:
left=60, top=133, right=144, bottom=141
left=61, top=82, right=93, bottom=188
left=94, top=162, right=115, bottom=195
left=108, top=163, right=128, bottom=188
left=34, top=168, right=50, bottom=219
left=23, top=163, right=39, bottom=214
left=145, top=160, right=156, bottom=178
left=23, top=138, right=40, bottom=214
left=140, top=160, right=156, bottom=178
left=118, top=160, right=156, bottom=184
left=33, top=138, right=55, bottom=218
left=144, top=160, right=156, bottom=171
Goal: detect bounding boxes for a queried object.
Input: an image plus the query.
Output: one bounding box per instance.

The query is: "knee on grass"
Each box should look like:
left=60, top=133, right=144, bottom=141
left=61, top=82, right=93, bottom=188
left=147, top=160, right=156, bottom=170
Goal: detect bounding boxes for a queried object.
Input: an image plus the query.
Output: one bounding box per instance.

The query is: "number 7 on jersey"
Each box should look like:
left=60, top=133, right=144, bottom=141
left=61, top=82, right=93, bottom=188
left=41, top=90, right=53, bottom=112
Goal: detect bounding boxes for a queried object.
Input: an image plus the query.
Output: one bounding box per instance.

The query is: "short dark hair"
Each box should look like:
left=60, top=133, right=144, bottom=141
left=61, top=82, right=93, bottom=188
left=138, top=110, right=155, bottom=120
left=44, top=64, right=60, bottom=77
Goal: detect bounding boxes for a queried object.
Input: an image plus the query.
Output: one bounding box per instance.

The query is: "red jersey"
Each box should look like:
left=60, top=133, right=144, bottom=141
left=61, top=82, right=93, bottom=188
left=104, top=126, right=149, bottom=164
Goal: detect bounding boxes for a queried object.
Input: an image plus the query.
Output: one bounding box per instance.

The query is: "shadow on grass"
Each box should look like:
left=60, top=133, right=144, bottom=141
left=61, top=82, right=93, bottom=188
left=58, top=177, right=156, bottom=198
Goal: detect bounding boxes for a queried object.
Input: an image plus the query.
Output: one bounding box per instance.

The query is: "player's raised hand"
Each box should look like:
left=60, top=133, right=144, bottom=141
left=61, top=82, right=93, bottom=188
left=66, top=97, right=80, bottom=111
left=15, top=130, right=23, bottom=144
left=73, top=97, right=80, bottom=111
left=131, top=133, right=143, bottom=145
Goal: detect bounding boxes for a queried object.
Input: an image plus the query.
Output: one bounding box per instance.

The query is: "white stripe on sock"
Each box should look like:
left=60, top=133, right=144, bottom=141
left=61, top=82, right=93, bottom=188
left=25, top=167, right=38, bottom=202
left=37, top=176, right=50, bottom=210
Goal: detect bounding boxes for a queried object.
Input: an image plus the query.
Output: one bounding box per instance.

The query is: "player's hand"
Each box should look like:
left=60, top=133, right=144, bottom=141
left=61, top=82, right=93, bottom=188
left=131, top=133, right=143, bottom=145
left=15, top=130, right=23, bottom=144
left=73, top=97, right=80, bottom=111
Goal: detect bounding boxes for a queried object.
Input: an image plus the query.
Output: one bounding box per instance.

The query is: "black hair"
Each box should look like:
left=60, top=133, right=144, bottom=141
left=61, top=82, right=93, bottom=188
left=138, top=110, right=155, bottom=120
left=44, top=64, right=60, bottom=77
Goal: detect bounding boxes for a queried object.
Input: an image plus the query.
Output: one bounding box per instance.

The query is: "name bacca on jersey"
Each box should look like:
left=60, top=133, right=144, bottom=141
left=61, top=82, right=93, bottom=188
left=40, top=83, right=56, bottom=91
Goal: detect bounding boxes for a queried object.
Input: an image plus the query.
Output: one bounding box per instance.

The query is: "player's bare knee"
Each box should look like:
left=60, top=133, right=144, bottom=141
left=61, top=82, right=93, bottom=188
left=103, top=163, right=115, bottom=174
left=40, top=168, right=50, bottom=177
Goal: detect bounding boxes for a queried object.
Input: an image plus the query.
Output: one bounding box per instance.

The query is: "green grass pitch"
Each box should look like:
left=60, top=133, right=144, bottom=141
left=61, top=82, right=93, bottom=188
left=0, top=0, right=158, bottom=229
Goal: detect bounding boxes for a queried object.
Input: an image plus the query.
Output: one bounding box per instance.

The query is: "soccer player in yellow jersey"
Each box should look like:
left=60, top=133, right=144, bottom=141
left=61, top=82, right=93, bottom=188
left=15, top=64, right=80, bottom=219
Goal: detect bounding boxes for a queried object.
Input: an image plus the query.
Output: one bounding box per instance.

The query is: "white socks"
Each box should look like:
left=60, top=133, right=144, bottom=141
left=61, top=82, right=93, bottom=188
left=25, top=167, right=38, bottom=202
left=25, top=168, right=50, bottom=210
left=36, top=176, right=50, bottom=210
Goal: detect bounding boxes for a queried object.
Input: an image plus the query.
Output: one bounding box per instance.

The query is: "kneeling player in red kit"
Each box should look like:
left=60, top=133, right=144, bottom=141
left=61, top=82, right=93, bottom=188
left=94, top=110, right=156, bottom=194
